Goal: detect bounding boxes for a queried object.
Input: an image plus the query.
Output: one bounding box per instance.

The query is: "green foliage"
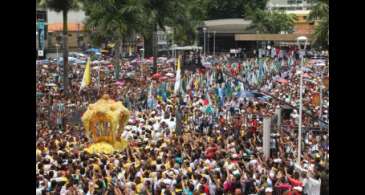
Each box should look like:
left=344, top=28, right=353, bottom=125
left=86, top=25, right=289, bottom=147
left=168, top=0, right=206, bottom=45
left=82, top=0, right=144, bottom=43
left=36, top=0, right=46, bottom=9
left=204, top=0, right=268, bottom=20
left=309, top=0, right=329, bottom=48
left=247, top=9, right=297, bottom=34
left=46, top=0, right=81, bottom=12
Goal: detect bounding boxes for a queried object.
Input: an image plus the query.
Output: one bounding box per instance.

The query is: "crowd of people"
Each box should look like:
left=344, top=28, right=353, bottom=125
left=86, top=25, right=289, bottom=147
left=36, top=50, right=329, bottom=195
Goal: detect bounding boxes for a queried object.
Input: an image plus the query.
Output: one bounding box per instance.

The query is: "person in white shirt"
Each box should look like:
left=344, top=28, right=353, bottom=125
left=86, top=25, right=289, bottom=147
left=306, top=173, right=321, bottom=195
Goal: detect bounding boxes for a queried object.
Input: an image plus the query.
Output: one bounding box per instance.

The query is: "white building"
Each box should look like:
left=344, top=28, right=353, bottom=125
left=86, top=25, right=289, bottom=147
left=47, top=10, right=86, bottom=24
left=267, top=0, right=313, bottom=11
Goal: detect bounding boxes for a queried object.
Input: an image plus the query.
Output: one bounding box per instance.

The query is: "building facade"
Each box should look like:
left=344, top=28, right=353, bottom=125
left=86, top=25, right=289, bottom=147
left=46, top=10, right=88, bottom=52
left=267, top=0, right=312, bottom=11
left=196, top=1, right=316, bottom=55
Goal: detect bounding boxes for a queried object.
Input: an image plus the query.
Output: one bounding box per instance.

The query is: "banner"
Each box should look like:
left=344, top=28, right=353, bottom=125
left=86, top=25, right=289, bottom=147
left=80, top=58, right=91, bottom=90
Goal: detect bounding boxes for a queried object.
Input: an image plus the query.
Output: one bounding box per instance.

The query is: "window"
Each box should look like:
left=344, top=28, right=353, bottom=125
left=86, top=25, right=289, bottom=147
left=288, top=0, right=302, bottom=4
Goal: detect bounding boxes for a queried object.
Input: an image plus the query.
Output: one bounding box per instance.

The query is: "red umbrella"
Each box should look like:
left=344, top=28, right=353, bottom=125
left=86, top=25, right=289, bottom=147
left=115, top=81, right=124, bottom=86
left=202, top=99, right=209, bottom=106
left=152, top=73, right=161, bottom=80
left=277, top=78, right=288, bottom=84
left=107, top=64, right=113, bottom=68
left=159, top=76, right=168, bottom=81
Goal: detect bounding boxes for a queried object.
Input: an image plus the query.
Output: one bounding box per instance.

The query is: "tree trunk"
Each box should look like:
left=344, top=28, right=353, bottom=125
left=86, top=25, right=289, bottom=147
left=62, top=10, right=69, bottom=96
left=152, top=23, right=158, bottom=74
left=113, top=40, right=122, bottom=80
left=144, top=34, right=153, bottom=57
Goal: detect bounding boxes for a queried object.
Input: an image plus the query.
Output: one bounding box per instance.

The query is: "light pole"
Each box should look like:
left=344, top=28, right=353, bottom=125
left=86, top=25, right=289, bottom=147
left=213, top=31, right=216, bottom=57
left=203, top=27, right=207, bottom=57
left=56, top=43, right=60, bottom=59
left=296, top=36, right=308, bottom=166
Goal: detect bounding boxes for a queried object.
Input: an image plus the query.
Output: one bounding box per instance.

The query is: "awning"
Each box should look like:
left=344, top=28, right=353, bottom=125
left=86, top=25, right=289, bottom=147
left=235, top=34, right=311, bottom=42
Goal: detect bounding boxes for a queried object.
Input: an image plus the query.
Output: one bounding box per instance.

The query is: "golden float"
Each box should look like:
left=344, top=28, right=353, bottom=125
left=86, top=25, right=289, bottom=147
left=82, top=94, right=130, bottom=154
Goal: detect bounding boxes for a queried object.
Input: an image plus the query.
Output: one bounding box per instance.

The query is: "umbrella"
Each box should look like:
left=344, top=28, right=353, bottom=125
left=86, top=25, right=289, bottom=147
left=86, top=48, right=100, bottom=53
left=107, top=64, right=114, bottom=68
left=159, top=76, right=168, bottom=81
left=158, top=57, right=167, bottom=61
left=152, top=73, right=161, bottom=79
left=165, top=72, right=174, bottom=77
left=145, top=59, right=153, bottom=64
left=241, top=91, right=255, bottom=98
left=167, top=58, right=175, bottom=63
left=303, top=73, right=310, bottom=78
left=277, top=78, right=288, bottom=84
left=92, top=60, right=100, bottom=64
left=126, top=72, right=135, bottom=78
left=314, top=62, right=326, bottom=66
left=302, top=67, right=312, bottom=72
left=45, top=83, right=57, bottom=87
left=115, top=81, right=124, bottom=86
left=100, top=60, right=110, bottom=64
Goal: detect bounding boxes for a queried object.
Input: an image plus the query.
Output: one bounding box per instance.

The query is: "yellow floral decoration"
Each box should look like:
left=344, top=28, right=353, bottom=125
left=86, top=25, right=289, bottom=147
left=82, top=94, right=130, bottom=154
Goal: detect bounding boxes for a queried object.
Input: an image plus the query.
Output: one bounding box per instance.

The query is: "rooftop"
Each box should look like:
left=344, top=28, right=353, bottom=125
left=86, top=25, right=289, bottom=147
left=202, top=18, right=253, bottom=34
left=48, top=23, right=85, bottom=32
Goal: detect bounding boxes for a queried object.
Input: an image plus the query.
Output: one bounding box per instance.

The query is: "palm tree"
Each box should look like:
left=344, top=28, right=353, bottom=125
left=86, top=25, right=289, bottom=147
left=309, top=0, right=329, bottom=48
left=170, top=0, right=206, bottom=46
left=82, top=0, right=144, bottom=80
left=141, top=0, right=186, bottom=73
left=247, top=9, right=296, bottom=34
left=36, top=0, right=46, bottom=9
left=46, top=0, right=81, bottom=96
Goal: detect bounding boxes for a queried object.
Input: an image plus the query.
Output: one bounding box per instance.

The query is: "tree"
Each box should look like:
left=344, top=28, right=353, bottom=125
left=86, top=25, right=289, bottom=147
left=82, top=0, right=145, bottom=80
left=36, top=0, right=46, bottom=9
left=139, top=0, right=186, bottom=73
left=204, top=0, right=268, bottom=20
left=246, top=9, right=297, bottom=34
left=309, top=0, right=329, bottom=48
left=46, top=0, right=81, bottom=95
left=169, top=0, right=206, bottom=46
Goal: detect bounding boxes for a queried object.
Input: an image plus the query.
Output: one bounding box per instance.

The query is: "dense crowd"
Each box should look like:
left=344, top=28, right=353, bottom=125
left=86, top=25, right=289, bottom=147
left=36, top=50, right=329, bottom=195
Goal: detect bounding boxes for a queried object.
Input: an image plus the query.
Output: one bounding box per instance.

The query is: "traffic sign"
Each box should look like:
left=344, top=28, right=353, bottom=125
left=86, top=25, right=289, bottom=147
left=38, top=50, right=44, bottom=57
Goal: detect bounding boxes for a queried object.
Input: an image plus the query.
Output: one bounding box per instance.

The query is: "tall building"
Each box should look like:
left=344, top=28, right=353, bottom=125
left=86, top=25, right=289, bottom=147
left=267, top=0, right=312, bottom=11
left=267, top=0, right=315, bottom=37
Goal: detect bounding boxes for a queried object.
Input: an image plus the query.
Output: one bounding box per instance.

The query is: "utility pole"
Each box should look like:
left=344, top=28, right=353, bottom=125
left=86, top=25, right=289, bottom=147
left=296, top=36, right=308, bottom=166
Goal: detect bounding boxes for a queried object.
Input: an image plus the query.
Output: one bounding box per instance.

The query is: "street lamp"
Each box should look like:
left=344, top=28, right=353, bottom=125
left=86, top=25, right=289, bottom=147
left=203, top=27, right=207, bottom=57
left=296, top=36, right=308, bottom=166
left=55, top=43, right=60, bottom=59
